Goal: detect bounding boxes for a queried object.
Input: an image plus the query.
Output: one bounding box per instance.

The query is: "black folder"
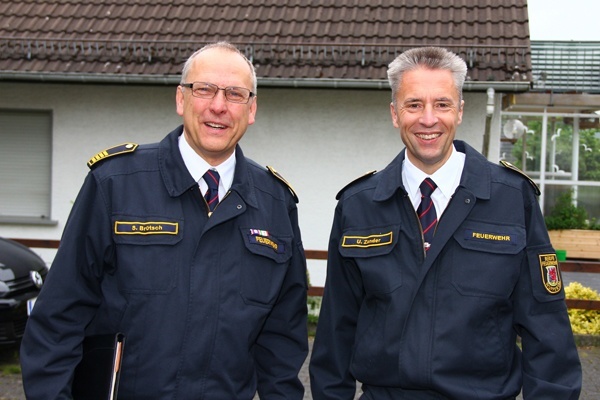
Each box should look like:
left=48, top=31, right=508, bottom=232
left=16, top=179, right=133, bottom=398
left=72, top=333, right=125, bottom=400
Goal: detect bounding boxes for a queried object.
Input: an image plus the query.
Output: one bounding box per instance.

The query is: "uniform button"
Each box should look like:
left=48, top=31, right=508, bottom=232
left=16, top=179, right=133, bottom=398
left=465, top=198, right=471, bottom=204
left=237, top=204, right=243, bottom=209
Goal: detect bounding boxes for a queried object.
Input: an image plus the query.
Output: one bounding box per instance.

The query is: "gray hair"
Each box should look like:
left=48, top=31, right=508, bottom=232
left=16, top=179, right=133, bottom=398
left=387, top=47, right=467, bottom=104
left=180, top=41, right=257, bottom=94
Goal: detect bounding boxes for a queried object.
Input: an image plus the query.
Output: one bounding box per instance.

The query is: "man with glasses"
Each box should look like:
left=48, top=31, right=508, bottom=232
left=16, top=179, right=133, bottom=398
left=21, top=42, right=309, bottom=399
left=310, top=47, right=581, bottom=399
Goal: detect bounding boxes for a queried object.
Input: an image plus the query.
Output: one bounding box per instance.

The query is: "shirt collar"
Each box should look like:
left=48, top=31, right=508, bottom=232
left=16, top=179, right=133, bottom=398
left=178, top=132, right=236, bottom=197
left=403, top=145, right=465, bottom=208
left=431, top=145, right=465, bottom=202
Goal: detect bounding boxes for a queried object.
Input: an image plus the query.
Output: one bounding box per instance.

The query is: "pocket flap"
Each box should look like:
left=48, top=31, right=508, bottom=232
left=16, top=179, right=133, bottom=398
left=454, top=221, right=525, bottom=255
left=112, top=217, right=183, bottom=246
left=339, top=226, right=399, bottom=258
left=241, top=227, right=292, bottom=263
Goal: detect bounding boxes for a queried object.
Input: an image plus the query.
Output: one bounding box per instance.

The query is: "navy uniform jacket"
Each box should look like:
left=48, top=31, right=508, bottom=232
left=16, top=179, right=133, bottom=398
left=21, top=126, right=308, bottom=399
left=310, top=141, right=581, bottom=400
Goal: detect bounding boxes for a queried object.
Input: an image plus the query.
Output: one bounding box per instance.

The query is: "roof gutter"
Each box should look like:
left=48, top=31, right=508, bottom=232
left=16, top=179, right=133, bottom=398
left=0, top=72, right=179, bottom=85
left=0, top=72, right=531, bottom=92
left=260, top=78, right=531, bottom=92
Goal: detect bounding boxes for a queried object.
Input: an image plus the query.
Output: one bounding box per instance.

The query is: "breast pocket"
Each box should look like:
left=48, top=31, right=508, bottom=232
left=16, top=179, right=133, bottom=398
left=451, top=220, right=525, bottom=298
left=239, top=228, right=293, bottom=307
left=112, top=216, right=183, bottom=294
left=338, top=225, right=401, bottom=294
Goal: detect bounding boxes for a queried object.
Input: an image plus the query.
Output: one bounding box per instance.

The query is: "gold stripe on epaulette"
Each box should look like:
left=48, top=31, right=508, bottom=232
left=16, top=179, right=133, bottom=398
left=87, top=143, right=138, bottom=169
left=499, top=160, right=541, bottom=196
left=267, top=166, right=299, bottom=203
left=336, top=170, right=377, bottom=200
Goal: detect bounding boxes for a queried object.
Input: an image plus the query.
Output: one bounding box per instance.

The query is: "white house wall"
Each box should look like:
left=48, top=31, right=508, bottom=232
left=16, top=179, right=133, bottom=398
left=0, top=82, right=491, bottom=286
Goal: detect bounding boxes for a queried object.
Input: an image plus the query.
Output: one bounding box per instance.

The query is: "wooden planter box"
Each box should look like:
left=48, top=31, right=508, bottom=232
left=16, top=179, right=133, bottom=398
left=548, top=229, right=600, bottom=260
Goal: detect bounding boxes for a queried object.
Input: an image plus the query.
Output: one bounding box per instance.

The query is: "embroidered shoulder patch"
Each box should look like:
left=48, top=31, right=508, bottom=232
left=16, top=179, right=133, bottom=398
left=267, top=166, right=299, bottom=203
left=499, top=160, right=541, bottom=196
left=539, top=253, right=562, bottom=294
left=88, top=143, right=138, bottom=169
left=342, top=232, right=393, bottom=248
left=336, top=170, right=377, bottom=200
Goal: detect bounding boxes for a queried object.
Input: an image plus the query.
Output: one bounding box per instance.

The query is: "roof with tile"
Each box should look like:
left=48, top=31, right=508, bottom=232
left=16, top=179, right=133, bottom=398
left=0, top=0, right=532, bottom=87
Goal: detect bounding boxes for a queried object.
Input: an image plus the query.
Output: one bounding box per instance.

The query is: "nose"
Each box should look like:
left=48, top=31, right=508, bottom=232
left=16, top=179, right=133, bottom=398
left=419, top=104, right=438, bottom=127
left=209, top=90, right=228, bottom=113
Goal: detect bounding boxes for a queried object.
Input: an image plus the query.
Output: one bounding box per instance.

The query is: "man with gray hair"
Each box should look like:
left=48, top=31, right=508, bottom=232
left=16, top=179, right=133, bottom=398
left=310, top=47, right=581, bottom=399
left=21, top=41, right=308, bottom=399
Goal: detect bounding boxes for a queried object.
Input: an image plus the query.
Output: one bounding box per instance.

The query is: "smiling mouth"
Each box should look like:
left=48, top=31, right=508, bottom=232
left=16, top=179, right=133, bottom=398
left=416, top=132, right=441, bottom=140
left=206, top=122, right=227, bottom=129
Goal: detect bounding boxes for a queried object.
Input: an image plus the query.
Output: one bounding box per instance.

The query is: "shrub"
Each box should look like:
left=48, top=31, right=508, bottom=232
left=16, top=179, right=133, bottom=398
left=545, top=191, right=589, bottom=230
left=307, top=296, right=321, bottom=322
left=565, top=282, right=600, bottom=335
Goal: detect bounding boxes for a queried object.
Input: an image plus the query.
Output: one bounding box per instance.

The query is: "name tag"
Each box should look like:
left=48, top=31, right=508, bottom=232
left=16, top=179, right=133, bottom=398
left=342, top=232, right=393, bottom=248
left=114, top=221, right=179, bottom=235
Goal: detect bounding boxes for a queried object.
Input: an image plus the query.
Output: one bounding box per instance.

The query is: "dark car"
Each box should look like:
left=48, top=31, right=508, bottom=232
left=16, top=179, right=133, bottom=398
left=0, top=237, right=48, bottom=346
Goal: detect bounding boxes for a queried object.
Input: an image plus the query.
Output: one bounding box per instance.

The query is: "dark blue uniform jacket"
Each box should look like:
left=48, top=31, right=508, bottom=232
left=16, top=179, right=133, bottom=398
left=310, top=141, right=581, bottom=400
left=21, top=126, right=308, bottom=399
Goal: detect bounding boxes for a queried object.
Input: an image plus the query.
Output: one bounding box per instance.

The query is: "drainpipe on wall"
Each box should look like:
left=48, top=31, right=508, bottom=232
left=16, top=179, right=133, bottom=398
left=482, top=87, right=495, bottom=158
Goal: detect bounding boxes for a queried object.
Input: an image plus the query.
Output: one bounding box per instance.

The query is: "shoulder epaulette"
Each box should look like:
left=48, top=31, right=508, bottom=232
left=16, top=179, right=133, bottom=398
left=87, top=143, right=138, bottom=169
left=499, top=160, right=541, bottom=196
left=336, top=170, right=377, bottom=200
left=267, top=166, right=299, bottom=203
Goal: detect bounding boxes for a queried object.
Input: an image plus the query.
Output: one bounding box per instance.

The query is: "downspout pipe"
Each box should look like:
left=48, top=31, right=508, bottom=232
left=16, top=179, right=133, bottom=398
left=482, top=87, right=495, bottom=158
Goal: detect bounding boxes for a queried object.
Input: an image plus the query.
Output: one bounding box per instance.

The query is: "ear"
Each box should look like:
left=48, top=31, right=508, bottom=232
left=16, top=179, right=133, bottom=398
left=457, top=99, right=464, bottom=125
left=175, top=86, right=185, bottom=116
left=247, top=96, right=258, bottom=125
left=390, top=102, right=400, bottom=128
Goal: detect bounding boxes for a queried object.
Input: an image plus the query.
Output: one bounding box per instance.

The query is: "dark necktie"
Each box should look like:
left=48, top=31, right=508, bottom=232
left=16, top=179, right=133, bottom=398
left=417, top=177, right=438, bottom=250
left=203, top=170, right=220, bottom=214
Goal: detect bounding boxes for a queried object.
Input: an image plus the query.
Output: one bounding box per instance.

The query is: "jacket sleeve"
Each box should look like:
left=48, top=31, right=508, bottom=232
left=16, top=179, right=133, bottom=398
left=20, top=172, right=113, bottom=400
left=253, top=198, right=309, bottom=399
left=309, top=202, right=364, bottom=400
left=514, top=190, right=582, bottom=399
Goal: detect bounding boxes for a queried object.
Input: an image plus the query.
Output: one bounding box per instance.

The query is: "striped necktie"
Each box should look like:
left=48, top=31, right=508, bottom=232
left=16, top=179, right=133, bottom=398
left=203, top=170, right=220, bottom=214
left=417, top=177, right=437, bottom=251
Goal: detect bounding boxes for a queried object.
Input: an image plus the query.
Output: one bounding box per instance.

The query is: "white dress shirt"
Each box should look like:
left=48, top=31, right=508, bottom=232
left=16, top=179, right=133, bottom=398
left=403, top=145, right=466, bottom=218
left=178, top=132, right=235, bottom=201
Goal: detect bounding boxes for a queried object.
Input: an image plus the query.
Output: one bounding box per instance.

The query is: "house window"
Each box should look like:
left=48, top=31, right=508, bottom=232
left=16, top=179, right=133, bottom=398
left=0, top=110, right=53, bottom=224
left=500, top=111, right=600, bottom=222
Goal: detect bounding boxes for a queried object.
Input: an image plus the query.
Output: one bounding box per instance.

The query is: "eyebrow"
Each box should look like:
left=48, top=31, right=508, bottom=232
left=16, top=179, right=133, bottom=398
left=403, top=97, right=455, bottom=103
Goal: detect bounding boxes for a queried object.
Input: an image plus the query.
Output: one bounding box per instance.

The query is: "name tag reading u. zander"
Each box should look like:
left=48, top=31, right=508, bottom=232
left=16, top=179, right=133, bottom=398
left=114, top=221, right=179, bottom=235
left=342, top=232, right=393, bottom=248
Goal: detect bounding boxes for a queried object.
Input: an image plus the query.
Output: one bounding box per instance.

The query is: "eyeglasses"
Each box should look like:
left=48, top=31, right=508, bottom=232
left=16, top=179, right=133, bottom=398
left=180, top=82, right=255, bottom=104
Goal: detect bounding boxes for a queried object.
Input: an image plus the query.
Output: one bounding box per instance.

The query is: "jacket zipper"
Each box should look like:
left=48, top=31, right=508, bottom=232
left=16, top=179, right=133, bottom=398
left=204, top=191, right=230, bottom=217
